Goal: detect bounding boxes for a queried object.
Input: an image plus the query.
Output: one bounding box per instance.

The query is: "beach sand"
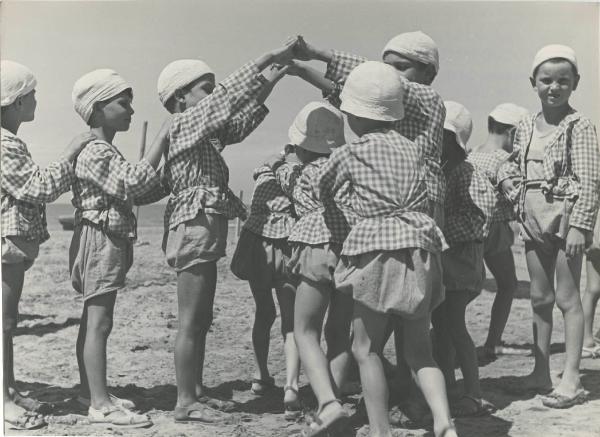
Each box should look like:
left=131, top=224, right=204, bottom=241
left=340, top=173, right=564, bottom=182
left=6, top=225, right=600, bottom=437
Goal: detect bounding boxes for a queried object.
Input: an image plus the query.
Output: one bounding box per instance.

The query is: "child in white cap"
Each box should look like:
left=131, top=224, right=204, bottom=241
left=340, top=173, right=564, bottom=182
left=156, top=40, right=297, bottom=423
left=265, top=101, right=350, bottom=436
left=498, top=44, right=600, bottom=408
left=432, top=101, right=496, bottom=417
left=70, top=68, right=171, bottom=428
left=1, top=60, right=94, bottom=430
left=467, top=103, right=530, bottom=359
left=229, top=144, right=302, bottom=419
left=315, top=61, right=456, bottom=437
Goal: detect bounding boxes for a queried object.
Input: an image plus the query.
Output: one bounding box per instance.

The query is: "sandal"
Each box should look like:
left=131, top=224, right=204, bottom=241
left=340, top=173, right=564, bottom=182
left=540, top=389, right=589, bottom=409
left=197, top=395, right=236, bottom=412
left=77, top=393, right=136, bottom=410
left=174, top=401, right=221, bottom=424
left=450, top=395, right=495, bottom=417
left=283, top=386, right=302, bottom=421
left=88, top=405, right=152, bottom=428
left=302, top=399, right=350, bottom=437
left=250, top=376, right=275, bottom=396
left=581, top=345, right=600, bottom=359
left=4, top=410, right=46, bottom=430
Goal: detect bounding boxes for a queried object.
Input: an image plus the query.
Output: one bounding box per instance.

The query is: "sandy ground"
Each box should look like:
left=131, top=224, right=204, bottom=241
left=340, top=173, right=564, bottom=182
left=6, top=226, right=600, bottom=437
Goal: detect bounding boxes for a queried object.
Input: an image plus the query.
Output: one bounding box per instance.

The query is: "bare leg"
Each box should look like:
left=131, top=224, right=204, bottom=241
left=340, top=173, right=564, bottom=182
left=83, top=291, right=117, bottom=410
left=77, top=306, right=89, bottom=398
left=275, top=282, right=300, bottom=400
left=554, top=249, right=584, bottom=396
left=431, top=301, right=456, bottom=390
left=324, top=289, right=352, bottom=395
left=483, top=248, right=518, bottom=349
left=524, top=242, right=556, bottom=391
left=352, top=303, right=391, bottom=437
left=248, top=277, right=276, bottom=384
left=582, top=255, right=600, bottom=348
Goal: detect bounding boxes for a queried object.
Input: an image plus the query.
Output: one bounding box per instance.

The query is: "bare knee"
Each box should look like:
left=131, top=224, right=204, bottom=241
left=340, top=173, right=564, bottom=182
left=555, top=289, right=582, bottom=313
left=351, top=336, right=373, bottom=365
left=255, top=304, right=276, bottom=329
left=531, top=289, right=555, bottom=312
left=3, top=315, right=18, bottom=335
left=87, top=314, right=113, bottom=338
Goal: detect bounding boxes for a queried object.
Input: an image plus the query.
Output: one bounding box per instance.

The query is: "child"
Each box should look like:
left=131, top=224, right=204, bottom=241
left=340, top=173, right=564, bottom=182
left=432, top=101, right=496, bottom=417
left=269, top=101, right=350, bottom=436
left=70, top=68, right=171, bottom=427
left=230, top=145, right=302, bottom=419
left=1, top=60, right=94, bottom=431
left=156, top=40, right=297, bottom=423
left=317, top=61, right=457, bottom=437
left=498, top=45, right=600, bottom=407
left=582, top=215, right=600, bottom=358
left=467, top=103, right=529, bottom=358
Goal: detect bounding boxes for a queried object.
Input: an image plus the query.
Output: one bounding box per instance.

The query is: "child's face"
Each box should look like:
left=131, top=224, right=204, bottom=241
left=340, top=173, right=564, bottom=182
left=531, top=60, right=579, bottom=109
left=383, top=52, right=433, bottom=85
left=18, top=89, right=37, bottom=122
left=181, top=75, right=216, bottom=108
left=96, top=91, right=134, bottom=132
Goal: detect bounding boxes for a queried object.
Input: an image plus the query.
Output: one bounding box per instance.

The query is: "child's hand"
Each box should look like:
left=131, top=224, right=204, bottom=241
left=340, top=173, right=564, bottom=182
left=293, top=36, right=316, bottom=61
left=62, top=131, right=97, bottom=161
left=565, top=226, right=590, bottom=258
left=271, top=36, right=299, bottom=65
left=500, top=178, right=517, bottom=198
left=285, top=60, right=303, bottom=77
left=262, top=64, right=289, bottom=84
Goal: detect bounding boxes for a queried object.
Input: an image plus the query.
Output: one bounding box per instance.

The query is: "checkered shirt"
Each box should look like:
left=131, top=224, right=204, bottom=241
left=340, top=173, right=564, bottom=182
left=499, top=110, right=600, bottom=231
left=1, top=128, right=75, bottom=242
left=316, top=130, right=447, bottom=256
left=324, top=50, right=446, bottom=208
left=71, top=140, right=161, bottom=240
left=162, top=62, right=269, bottom=232
left=468, top=149, right=515, bottom=223
left=444, top=160, right=496, bottom=245
left=242, top=161, right=301, bottom=239
left=280, top=157, right=352, bottom=245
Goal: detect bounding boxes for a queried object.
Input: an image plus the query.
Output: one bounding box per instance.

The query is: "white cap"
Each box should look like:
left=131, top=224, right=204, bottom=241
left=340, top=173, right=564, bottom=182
left=157, top=59, right=214, bottom=106
left=381, top=31, right=439, bottom=73
left=72, top=69, right=131, bottom=123
left=489, top=103, right=529, bottom=127
left=531, top=44, right=578, bottom=77
left=288, top=101, right=345, bottom=154
left=444, top=101, right=473, bottom=151
left=340, top=61, right=404, bottom=122
left=1, top=60, right=37, bottom=107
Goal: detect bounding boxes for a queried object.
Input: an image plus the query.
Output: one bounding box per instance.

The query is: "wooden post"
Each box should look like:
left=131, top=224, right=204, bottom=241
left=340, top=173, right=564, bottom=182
left=235, top=190, right=244, bottom=239
left=134, top=121, right=148, bottom=222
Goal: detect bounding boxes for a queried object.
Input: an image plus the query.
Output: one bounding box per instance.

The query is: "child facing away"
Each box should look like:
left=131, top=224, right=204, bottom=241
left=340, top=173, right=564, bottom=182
left=156, top=39, right=298, bottom=423
left=1, top=60, right=95, bottom=431
left=70, top=68, right=171, bottom=428
left=498, top=45, right=600, bottom=408
left=267, top=101, right=350, bottom=436
left=316, top=61, right=457, bottom=437
left=467, top=103, right=530, bottom=359
left=432, top=101, right=496, bottom=417
left=229, top=144, right=302, bottom=419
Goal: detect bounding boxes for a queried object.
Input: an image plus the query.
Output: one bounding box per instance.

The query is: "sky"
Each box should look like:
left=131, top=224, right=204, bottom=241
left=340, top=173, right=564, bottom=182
left=1, top=0, right=598, bottom=204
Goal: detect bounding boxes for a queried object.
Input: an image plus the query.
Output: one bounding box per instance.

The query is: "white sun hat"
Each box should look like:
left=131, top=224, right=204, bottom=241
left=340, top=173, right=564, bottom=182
left=1, top=60, right=37, bottom=107
left=489, top=103, right=529, bottom=127
left=157, top=59, right=214, bottom=107
left=531, top=44, right=578, bottom=77
left=340, top=61, right=404, bottom=122
left=72, top=69, right=131, bottom=123
left=444, top=101, right=473, bottom=151
left=381, top=31, right=439, bottom=73
left=288, top=101, right=345, bottom=154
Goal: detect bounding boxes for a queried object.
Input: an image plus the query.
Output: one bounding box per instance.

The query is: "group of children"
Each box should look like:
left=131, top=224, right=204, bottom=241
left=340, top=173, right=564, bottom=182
left=1, top=31, right=599, bottom=437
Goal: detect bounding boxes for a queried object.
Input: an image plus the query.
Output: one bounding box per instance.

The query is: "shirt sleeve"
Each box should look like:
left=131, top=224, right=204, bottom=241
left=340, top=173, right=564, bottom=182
left=314, top=147, right=350, bottom=201
left=75, top=143, right=161, bottom=202
left=133, top=167, right=171, bottom=206
left=275, top=161, right=303, bottom=198
left=217, top=100, right=269, bottom=147
left=569, top=119, right=600, bottom=231
left=1, top=139, right=74, bottom=204
left=323, top=50, right=368, bottom=108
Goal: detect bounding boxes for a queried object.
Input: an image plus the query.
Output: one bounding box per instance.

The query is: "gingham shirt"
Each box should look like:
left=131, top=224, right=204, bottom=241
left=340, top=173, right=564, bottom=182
left=1, top=128, right=75, bottom=242
left=162, top=62, right=269, bottom=232
left=444, top=160, right=496, bottom=245
left=324, top=50, right=446, bottom=207
left=242, top=160, right=301, bottom=239
left=498, top=110, right=600, bottom=231
left=316, top=130, right=447, bottom=256
left=72, top=140, right=162, bottom=240
left=468, top=149, right=515, bottom=223
left=279, top=157, right=352, bottom=245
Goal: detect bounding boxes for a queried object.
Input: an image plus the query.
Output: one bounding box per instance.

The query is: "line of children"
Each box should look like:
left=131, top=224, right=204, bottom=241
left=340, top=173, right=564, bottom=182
left=1, top=61, right=96, bottom=431
left=498, top=44, right=600, bottom=408
left=467, top=103, right=530, bottom=358
left=229, top=144, right=302, bottom=419
left=432, top=101, right=497, bottom=416
left=155, top=39, right=299, bottom=423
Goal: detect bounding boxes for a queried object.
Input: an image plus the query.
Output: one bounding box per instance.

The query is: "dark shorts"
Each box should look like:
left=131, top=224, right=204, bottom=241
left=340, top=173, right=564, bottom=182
left=442, top=242, right=484, bottom=296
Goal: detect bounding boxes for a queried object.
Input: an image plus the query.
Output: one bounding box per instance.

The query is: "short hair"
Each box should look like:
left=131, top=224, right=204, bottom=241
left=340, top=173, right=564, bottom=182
left=488, top=117, right=514, bottom=135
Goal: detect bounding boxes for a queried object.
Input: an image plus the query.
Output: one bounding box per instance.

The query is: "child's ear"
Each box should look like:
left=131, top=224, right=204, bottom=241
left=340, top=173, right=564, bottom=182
left=529, top=76, right=536, bottom=88
left=423, top=64, right=437, bottom=85
left=572, top=74, right=580, bottom=91
left=173, top=89, right=186, bottom=103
